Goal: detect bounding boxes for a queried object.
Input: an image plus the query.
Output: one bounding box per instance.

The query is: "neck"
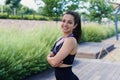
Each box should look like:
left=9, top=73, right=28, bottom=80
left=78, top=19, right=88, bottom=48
left=63, top=32, right=73, bottom=38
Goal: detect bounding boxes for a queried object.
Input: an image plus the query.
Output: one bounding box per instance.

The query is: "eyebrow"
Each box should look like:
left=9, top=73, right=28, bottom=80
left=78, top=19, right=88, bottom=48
left=62, top=18, right=73, bottom=21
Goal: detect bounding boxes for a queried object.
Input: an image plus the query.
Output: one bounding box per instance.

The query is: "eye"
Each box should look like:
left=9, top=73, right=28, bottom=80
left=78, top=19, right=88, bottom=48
left=68, top=21, right=73, bottom=24
left=62, top=19, right=65, bottom=23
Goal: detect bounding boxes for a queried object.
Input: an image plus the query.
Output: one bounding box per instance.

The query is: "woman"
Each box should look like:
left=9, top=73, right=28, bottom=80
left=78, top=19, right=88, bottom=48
left=47, top=11, right=82, bottom=80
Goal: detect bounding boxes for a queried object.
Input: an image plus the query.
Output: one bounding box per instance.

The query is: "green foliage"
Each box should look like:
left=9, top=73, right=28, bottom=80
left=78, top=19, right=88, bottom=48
left=0, top=13, right=8, bottom=19
left=9, top=15, right=21, bottom=19
left=33, top=15, right=49, bottom=21
left=22, top=15, right=35, bottom=20
left=42, top=0, right=61, bottom=17
left=50, top=16, right=61, bottom=21
left=5, top=0, right=21, bottom=16
left=81, top=24, right=116, bottom=42
left=0, top=14, right=50, bottom=20
left=5, top=0, right=21, bottom=8
left=118, top=27, right=120, bottom=33
left=0, top=26, right=61, bottom=80
left=117, top=14, right=120, bottom=21
left=4, top=1, right=36, bottom=16
left=61, top=0, right=79, bottom=11
left=42, top=0, right=79, bottom=17
left=88, top=0, right=113, bottom=23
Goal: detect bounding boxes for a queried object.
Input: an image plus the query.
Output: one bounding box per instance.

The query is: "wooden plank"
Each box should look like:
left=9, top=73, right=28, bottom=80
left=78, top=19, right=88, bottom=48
left=76, top=42, right=114, bottom=59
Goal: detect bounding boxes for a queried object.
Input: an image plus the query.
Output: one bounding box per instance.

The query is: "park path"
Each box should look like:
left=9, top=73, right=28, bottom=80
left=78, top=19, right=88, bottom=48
left=102, top=34, right=120, bottom=62
left=24, top=58, right=120, bottom=80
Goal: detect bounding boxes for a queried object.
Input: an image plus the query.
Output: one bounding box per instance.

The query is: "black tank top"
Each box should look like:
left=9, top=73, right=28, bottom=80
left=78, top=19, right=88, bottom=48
left=51, top=34, right=76, bottom=65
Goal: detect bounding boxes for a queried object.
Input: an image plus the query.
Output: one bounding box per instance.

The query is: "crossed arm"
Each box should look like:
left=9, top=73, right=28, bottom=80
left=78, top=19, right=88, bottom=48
left=47, top=37, right=76, bottom=67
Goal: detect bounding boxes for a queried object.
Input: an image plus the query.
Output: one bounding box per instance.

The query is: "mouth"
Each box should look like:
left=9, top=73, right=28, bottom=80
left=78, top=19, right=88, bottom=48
left=62, top=26, right=68, bottom=30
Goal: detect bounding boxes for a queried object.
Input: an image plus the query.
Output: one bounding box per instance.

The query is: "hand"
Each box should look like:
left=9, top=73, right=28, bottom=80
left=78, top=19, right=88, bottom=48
left=53, top=61, right=63, bottom=67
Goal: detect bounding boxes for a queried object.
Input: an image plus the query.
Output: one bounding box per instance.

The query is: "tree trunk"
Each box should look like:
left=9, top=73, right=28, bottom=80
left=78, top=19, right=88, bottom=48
left=0, top=6, right=3, bottom=14
left=13, top=8, right=16, bottom=15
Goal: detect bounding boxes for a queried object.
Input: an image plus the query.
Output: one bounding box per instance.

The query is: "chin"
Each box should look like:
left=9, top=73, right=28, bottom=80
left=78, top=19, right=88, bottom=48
left=62, top=29, right=68, bottom=32
left=62, top=30, right=68, bottom=33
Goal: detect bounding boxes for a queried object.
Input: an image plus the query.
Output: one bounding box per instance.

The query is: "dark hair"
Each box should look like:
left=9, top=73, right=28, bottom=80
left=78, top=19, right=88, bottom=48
left=64, top=11, right=82, bottom=43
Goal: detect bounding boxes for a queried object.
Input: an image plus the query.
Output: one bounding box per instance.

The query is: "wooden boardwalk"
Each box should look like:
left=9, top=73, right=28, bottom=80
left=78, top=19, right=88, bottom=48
left=24, top=58, right=120, bottom=80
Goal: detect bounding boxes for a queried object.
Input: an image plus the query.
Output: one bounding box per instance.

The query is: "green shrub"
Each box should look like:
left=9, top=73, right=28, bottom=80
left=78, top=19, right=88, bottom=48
left=0, top=14, right=60, bottom=21
left=81, top=24, right=116, bottom=42
left=22, top=15, right=34, bottom=20
left=0, top=26, right=61, bottom=80
left=50, top=17, right=61, bottom=21
left=9, top=15, right=21, bottom=19
left=0, top=13, right=8, bottom=19
left=35, top=15, right=49, bottom=21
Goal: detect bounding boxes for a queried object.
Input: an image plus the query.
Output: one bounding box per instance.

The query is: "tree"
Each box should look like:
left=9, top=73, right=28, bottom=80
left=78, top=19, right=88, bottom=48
left=61, top=0, right=79, bottom=11
left=41, top=0, right=80, bottom=17
left=87, top=0, right=113, bottom=23
left=5, top=0, right=21, bottom=15
left=41, top=0, right=61, bottom=17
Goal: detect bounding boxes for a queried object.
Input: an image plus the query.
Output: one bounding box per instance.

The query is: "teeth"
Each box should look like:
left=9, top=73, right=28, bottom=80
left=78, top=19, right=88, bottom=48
left=63, top=27, right=67, bottom=30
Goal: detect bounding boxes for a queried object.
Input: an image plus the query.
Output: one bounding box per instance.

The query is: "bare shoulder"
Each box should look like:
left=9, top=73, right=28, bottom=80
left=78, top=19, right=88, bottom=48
left=64, top=37, right=77, bottom=45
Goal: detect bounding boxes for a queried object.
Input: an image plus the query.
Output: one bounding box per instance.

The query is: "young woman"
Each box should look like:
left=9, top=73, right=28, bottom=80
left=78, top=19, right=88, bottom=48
left=47, top=11, right=82, bottom=80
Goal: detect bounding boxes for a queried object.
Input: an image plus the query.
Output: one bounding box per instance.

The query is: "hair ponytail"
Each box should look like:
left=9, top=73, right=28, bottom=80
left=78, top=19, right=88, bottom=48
left=65, top=11, right=82, bottom=43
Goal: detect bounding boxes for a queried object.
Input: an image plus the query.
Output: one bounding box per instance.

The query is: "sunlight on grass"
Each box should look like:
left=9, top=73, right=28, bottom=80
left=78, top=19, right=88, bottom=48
left=0, top=26, right=61, bottom=80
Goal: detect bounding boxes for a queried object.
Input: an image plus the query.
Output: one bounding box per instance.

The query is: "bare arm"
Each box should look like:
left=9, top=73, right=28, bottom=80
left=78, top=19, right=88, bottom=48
left=47, top=52, right=54, bottom=57
left=47, top=51, right=63, bottom=67
left=47, top=37, right=76, bottom=67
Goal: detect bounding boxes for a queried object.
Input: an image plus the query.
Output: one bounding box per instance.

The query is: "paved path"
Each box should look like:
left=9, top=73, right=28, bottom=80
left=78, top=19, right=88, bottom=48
left=24, top=58, right=120, bottom=80
left=102, top=34, right=120, bottom=48
left=102, top=34, right=120, bottom=62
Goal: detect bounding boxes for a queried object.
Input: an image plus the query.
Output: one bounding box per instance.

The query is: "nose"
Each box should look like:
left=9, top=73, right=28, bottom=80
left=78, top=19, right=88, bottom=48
left=63, top=22, right=68, bottom=26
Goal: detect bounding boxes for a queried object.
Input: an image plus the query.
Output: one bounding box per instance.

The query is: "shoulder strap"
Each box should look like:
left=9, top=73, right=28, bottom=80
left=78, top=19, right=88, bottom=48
left=56, top=37, right=62, bottom=42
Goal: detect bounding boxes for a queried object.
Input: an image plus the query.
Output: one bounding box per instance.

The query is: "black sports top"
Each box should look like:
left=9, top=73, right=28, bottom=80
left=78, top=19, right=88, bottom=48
left=51, top=34, right=76, bottom=65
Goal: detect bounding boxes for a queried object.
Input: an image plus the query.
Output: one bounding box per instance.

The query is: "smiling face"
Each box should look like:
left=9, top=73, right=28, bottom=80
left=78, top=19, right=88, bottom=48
left=61, top=14, right=76, bottom=35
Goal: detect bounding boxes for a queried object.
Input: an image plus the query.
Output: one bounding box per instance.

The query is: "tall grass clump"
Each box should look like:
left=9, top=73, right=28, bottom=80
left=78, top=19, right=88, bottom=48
left=81, top=24, right=116, bottom=42
left=0, top=26, right=61, bottom=80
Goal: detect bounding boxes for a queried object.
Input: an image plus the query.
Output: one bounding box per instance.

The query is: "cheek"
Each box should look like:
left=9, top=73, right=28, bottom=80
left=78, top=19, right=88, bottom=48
left=70, top=24, right=75, bottom=29
left=60, top=23, right=63, bottom=28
